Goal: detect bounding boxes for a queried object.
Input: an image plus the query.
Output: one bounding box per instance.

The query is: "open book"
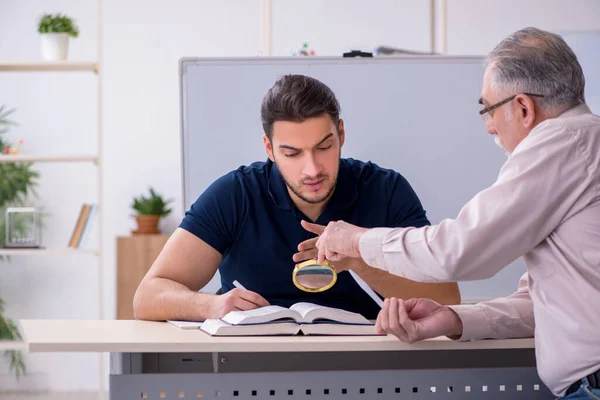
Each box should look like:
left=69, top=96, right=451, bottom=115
left=197, top=302, right=379, bottom=336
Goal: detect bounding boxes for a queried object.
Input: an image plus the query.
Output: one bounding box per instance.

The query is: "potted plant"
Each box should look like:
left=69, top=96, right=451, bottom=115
left=38, top=13, right=79, bottom=61
left=0, top=299, right=25, bottom=378
left=0, top=105, right=38, bottom=378
left=131, top=187, right=173, bottom=234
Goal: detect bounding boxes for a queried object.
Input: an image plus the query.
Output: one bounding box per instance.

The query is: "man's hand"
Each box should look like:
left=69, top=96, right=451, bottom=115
left=376, top=297, right=463, bottom=343
left=296, top=220, right=361, bottom=271
left=294, top=220, right=326, bottom=263
left=308, top=220, right=368, bottom=263
left=205, top=288, right=270, bottom=319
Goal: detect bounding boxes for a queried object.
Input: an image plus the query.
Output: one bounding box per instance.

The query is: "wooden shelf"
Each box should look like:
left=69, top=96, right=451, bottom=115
left=0, top=340, right=27, bottom=351
left=0, top=154, right=99, bottom=163
left=0, top=61, right=98, bottom=73
left=0, top=248, right=99, bottom=256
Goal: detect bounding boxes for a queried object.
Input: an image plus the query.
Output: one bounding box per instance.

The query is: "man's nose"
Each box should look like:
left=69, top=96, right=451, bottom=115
left=303, top=154, right=322, bottom=177
left=485, top=118, right=497, bottom=135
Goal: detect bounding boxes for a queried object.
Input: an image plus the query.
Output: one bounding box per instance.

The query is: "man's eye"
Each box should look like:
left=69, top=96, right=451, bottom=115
left=284, top=152, right=299, bottom=158
left=318, top=145, right=332, bottom=151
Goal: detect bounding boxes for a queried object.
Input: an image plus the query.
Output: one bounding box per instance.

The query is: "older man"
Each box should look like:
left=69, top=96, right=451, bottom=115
left=306, top=27, right=600, bottom=399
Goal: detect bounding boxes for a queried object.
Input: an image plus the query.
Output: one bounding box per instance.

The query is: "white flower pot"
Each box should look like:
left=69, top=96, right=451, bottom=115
left=40, top=33, right=70, bottom=61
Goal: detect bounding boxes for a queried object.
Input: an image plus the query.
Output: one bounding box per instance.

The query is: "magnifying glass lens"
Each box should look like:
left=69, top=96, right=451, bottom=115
left=293, top=259, right=337, bottom=292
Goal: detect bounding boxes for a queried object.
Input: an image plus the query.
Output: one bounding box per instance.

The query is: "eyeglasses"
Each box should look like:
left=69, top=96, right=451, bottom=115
left=479, top=93, right=544, bottom=121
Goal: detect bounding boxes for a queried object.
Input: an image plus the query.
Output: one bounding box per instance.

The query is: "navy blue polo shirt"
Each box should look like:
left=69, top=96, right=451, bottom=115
left=180, top=158, right=429, bottom=319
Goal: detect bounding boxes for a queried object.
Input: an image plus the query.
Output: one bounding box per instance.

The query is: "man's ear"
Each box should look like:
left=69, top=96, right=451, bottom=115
left=338, top=119, right=346, bottom=147
left=263, top=134, right=275, bottom=162
left=515, top=95, right=536, bottom=129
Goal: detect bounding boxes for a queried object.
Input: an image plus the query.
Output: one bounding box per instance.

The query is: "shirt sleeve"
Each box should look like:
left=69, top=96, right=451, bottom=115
left=449, top=273, right=535, bottom=340
left=358, top=122, right=591, bottom=282
left=179, top=172, right=247, bottom=254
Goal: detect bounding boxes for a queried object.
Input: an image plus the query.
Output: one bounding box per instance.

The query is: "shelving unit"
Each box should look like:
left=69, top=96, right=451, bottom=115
left=0, top=62, right=102, bottom=266
left=0, top=0, right=105, bottom=394
left=0, top=61, right=98, bottom=73
left=0, top=248, right=99, bottom=256
left=0, top=154, right=99, bottom=163
left=0, top=340, right=28, bottom=351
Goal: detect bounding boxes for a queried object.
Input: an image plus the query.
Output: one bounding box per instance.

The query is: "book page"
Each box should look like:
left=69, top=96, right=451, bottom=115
left=200, top=319, right=229, bottom=335
left=221, top=305, right=301, bottom=325
left=201, top=319, right=300, bottom=336
left=299, top=323, right=381, bottom=336
left=290, top=302, right=371, bottom=325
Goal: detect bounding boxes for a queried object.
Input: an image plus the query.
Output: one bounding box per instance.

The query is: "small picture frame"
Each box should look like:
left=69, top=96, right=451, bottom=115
left=4, top=207, right=43, bottom=248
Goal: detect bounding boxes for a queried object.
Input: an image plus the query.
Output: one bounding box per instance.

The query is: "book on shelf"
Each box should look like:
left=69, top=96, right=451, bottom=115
left=168, top=302, right=380, bottom=336
left=68, top=203, right=97, bottom=248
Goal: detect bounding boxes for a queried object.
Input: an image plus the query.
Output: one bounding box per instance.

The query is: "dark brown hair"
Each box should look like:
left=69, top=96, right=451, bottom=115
left=261, top=74, right=341, bottom=140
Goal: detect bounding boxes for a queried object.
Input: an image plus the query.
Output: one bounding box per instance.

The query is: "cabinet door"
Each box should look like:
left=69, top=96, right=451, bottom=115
left=117, top=235, right=169, bottom=319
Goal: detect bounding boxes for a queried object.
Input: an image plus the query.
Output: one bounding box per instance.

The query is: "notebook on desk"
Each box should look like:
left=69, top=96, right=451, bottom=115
left=167, top=320, right=204, bottom=330
left=170, top=302, right=380, bottom=336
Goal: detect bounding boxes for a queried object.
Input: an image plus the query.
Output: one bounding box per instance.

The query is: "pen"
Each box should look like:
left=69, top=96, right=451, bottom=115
left=232, top=280, right=246, bottom=290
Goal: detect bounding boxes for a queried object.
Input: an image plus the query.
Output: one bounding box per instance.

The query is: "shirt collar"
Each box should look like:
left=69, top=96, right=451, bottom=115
left=558, top=103, right=592, bottom=119
left=267, top=158, right=359, bottom=214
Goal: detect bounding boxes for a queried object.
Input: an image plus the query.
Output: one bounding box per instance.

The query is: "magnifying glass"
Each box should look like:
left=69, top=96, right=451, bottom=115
left=292, top=259, right=385, bottom=308
left=293, top=259, right=337, bottom=293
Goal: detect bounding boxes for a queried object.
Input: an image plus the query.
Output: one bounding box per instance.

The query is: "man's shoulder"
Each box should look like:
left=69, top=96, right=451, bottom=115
left=342, top=157, right=403, bottom=183
left=342, top=158, right=422, bottom=203
left=341, top=158, right=428, bottom=226
left=197, top=160, right=271, bottom=204
left=215, top=160, right=271, bottom=187
left=227, top=160, right=270, bottom=179
left=523, top=106, right=600, bottom=156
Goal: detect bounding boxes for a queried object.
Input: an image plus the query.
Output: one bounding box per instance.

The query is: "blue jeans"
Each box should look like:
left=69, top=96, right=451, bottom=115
left=559, top=377, right=600, bottom=400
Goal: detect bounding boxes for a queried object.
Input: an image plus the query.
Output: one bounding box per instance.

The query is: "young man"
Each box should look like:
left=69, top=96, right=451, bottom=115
left=133, top=74, right=460, bottom=322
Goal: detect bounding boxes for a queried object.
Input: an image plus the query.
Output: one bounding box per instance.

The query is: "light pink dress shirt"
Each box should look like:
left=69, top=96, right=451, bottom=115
left=359, top=104, right=600, bottom=397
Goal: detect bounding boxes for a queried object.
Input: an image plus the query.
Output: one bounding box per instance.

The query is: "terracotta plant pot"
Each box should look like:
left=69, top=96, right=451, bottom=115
left=133, top=215, right=160, bottom=235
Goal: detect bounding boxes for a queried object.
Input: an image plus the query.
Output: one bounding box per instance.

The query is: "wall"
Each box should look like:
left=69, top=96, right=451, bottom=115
left=0, top=0, right=598, bottom=392
left=271, top=0, right=432, bottom=56
left=445, top=0, right=600, bottom=54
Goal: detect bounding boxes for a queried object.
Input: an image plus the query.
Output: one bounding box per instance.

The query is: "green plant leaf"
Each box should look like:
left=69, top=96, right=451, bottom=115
left=0, top=105, right=33, bottom=378
left=38, top=13, right=79, bottom=38
left=5, top=350, right=26, bottom=378
left=131, top=187, right=174, bottom=216
left=0, top=302, right=26, bottom=377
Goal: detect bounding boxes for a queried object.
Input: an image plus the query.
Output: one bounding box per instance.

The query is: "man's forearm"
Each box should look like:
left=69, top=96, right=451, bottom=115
left=449, top=273, right=533, bottom=340
left=133, top=277, right=215, bottom=321
left=351, top=260, right=461, bottom=305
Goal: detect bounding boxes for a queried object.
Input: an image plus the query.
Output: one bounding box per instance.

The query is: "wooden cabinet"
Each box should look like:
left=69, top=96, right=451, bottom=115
left=116, top=234, right=169, bottom=319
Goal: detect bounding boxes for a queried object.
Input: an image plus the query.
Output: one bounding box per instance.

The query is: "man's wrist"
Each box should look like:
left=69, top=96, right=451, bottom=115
left=348, top=257, right=368, bottom=273
left=352, top=230, right=368, bottom=258
left=190, top=291, right=216, bottom=320
left=446, top=306, right=464, bottom=339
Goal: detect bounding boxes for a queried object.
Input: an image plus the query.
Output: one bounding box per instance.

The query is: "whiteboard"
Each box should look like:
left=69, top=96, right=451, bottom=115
left=179, top=56, right=526, bottom=301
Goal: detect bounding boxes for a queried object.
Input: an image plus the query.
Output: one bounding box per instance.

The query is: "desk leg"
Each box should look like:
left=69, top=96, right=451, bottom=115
left=110, top=352, right=143, bottom=375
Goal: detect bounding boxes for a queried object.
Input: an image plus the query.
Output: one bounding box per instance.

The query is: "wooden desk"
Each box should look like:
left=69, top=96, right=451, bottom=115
left=19, top=320, right=552, bottom=400
left=19, top=319, right=535, bottom=353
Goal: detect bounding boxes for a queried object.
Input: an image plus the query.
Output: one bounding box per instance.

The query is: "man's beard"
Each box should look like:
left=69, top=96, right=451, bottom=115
left=282, top=173, right=337, bottom=205
left=495, top=108, right=513, bottom=157
left=494, top=135, right=511, bottom=158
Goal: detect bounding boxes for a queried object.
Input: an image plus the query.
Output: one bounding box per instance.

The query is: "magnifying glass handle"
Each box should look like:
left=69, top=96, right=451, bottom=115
left=349, top=270, right=384, bottom=308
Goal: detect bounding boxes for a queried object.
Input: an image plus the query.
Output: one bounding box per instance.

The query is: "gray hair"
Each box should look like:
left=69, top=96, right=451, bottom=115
left=485, top=27, right=585, bottom=112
